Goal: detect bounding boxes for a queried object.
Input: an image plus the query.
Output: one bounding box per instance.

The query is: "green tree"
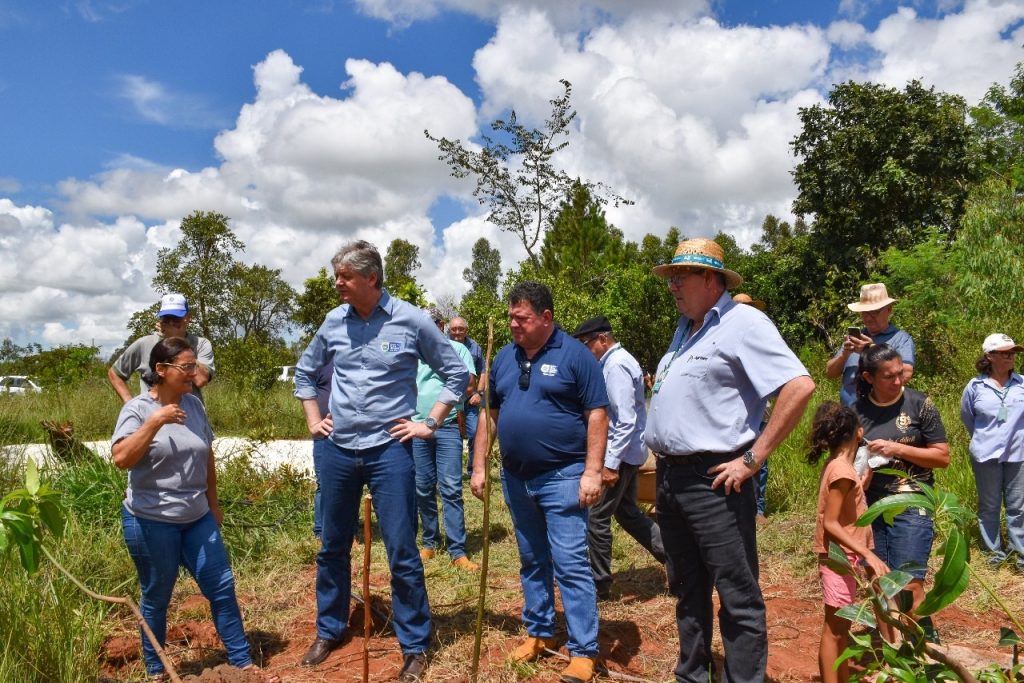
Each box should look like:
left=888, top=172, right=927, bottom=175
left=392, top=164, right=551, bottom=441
left=540, top=181, right=626, bottom=294
left=791, top=80, right=977, bottom=273
left=226, top=263, right=296, bottom=343
left=426, top=80, right=630, bottom=268
left=971, top=61, right=1024, bottom=188
left=292, top=267, right=339, bottom=341
left=462, top=237, right=502, bottom=297
left=384, top=238, right=428, bottom=307
left=152, top=211, right=244, bottom=342
left=20, top=344, right=103, bottom=388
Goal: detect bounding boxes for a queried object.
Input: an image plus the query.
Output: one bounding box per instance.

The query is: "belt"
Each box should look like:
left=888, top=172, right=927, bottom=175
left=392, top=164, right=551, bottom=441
left=655, top=443, right=752, bottom=466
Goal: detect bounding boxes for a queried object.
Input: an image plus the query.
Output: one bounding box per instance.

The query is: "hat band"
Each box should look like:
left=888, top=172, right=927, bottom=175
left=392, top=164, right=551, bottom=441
left=671, top=253, right=724, bottom=269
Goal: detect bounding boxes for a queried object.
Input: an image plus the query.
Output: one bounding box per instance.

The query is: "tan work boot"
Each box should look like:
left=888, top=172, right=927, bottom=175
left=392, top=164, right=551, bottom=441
left=509, top=636, right=558, bottom=663
left=419, top=548, right=435, bottom=561
left=559, top=656, right=595, bottom=683
left=452, top=556, right=480, bottom=572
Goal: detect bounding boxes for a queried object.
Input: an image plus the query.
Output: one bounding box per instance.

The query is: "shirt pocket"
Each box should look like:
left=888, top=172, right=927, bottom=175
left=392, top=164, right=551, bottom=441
left=366, top=333, right=411, bottom=368
left=675, top=353, right=711, bottom=382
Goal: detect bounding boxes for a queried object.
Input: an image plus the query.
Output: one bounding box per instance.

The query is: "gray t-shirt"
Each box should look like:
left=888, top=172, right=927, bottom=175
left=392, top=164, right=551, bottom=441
left=111, top=333, right=215, bottom=401
left=113, top=393, right=214, bottom=523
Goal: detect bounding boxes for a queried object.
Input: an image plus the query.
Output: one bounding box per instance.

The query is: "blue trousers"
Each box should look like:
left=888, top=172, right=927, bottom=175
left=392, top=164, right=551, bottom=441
left=464, top=404, right=479, bottom=475
left=316, top=438, right=432, bottom=654
left=971, top=459, right=1024, bottom=565
left=502, top=462, right=599, bottom=658
left=413, top=423, right=469, bottom=559
left=121, top=507, right=252, bottom=676
left=313, top=437, right=326, bottom=536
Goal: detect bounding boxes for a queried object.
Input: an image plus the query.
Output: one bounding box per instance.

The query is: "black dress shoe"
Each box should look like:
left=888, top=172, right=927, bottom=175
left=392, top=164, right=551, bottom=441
left=397, top=652, right=427, bottom=682
left=301, top=637, right=342, bottom=666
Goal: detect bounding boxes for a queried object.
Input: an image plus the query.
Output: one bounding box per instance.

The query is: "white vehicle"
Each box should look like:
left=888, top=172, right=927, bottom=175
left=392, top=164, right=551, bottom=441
left=274, top=365, right=296, bottom=383
left=0, top=376, right=42, bottom=395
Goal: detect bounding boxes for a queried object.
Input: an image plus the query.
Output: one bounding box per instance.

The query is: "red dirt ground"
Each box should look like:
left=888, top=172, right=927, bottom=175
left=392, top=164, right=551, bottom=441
left=101, top=564, right=1012, bottom=682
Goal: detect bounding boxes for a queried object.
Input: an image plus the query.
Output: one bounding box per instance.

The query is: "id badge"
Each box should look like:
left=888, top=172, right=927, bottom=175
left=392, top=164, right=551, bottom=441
left=998, top=404, right=1009, bottom=422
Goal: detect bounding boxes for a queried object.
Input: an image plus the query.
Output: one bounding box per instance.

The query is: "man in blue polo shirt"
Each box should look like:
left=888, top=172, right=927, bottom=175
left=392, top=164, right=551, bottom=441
left=294, top=240, right=468, bottom=681
left=471, top=281, right=608, bottom=683
left=825, top=282, right=915, bottom=406
left=646, top=238, right=814, bottom=683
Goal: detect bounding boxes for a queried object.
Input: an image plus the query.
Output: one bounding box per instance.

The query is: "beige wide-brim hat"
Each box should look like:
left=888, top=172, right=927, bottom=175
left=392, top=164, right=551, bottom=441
left=847, top=283, right=897, bottom=312
left=733, top=293, right=766, bottom=311
left=653, top=238, right=743, bottom=289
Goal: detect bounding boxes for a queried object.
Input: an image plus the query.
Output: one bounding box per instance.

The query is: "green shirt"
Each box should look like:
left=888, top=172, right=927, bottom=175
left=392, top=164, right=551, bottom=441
left=414, top=339, right=475, bottom=423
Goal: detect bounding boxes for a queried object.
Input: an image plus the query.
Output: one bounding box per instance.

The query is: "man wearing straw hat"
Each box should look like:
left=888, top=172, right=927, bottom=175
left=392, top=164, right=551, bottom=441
left=293, top=241, right=469, bottom=681
left=646, top=238, right=815, bottom=682
left=825, top=282, right=915, bottom=406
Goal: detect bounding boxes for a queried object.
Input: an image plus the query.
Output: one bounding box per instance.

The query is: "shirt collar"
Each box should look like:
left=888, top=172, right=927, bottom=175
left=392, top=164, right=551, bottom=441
left=343, top=288, right=392, bottom=319
left=599, top=342, right=622, bottom=363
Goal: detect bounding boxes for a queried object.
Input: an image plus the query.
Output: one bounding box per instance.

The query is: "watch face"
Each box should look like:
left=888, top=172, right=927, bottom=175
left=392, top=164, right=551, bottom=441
left=743, top=450, right=755, bottom=466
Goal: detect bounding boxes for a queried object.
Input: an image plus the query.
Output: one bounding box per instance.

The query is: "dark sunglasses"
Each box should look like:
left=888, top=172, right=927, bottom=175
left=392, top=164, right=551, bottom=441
left=518, top=359, right=532, bottom=390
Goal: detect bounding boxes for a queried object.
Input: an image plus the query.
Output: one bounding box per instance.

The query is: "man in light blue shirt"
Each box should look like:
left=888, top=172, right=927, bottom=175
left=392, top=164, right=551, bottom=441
left=826, top=282, right=915, bottom=406
left=572, top=315, right=665, bottom=600
left=293, top=240, right=468, bottom=681
left=645, top=238, right=814, bottom=683
left=413, top=308, right=479, bottom=571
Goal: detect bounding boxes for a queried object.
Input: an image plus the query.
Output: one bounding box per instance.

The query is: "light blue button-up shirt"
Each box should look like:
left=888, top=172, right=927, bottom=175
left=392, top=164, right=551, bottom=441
left=961, top=372, right=1024, bottom=463
left=294, top=290, right=469, bottom=450
left=600, top=343, right=648, bottom=470
left=645, top=292, right=809, bottom=456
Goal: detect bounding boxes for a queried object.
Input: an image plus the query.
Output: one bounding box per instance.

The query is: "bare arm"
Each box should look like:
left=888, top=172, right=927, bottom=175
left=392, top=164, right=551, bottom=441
left=579, top=407, right=608, bottom=507
left=107, top=366, right=135, bottom=404
left=302, top=398, right=333, bottom=437
left=470, top=407, right=497, bottom=499
left=902, top=363, right=915, bottom=384
left=111, top=403, right=184, bottom=469
left=192, top=364, right=212, bottom=389
left=822, top=480, right=888, bottom=577
left=866, top=440, right=949, bottom=470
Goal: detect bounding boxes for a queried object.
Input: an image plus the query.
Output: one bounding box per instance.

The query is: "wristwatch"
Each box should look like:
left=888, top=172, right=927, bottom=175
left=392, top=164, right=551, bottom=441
left=742, top=449, right=758, bottom=469
left=424, top=416, right=439, bottom=432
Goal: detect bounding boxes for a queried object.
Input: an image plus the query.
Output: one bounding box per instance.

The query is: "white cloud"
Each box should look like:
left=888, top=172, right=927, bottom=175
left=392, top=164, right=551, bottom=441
left=115, top=74, right=229, bottom=129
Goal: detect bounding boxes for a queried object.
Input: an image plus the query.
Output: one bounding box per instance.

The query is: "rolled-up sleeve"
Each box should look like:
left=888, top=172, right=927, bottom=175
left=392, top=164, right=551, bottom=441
left=295, top=325, right=330, bottom=401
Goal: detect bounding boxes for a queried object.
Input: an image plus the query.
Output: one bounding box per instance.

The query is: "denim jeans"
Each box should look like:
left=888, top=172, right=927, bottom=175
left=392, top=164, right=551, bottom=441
left=413, top=423, right=468, bottom=560
left=317, top=438, right=431, bottom=654
left=587, top=462, right=666, bottom=592
left=867, top=494, right=934, bottom=580
left=755, top=461, right=769, bottom=516
left=501, top=461, right=599, bottom=658
left=971, top=459, right=1024, bottom=565
left=121, top=507, right=252, bottom=676
left=656, top=454, right=765, bottom=683
left=464, top=404, right=479, bottom=475
left=312, top=437, right=326, bottom=537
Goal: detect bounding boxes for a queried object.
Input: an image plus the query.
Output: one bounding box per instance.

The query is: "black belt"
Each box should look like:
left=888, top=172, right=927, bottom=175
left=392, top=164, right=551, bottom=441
left=654, top=443, right=752, bottom=466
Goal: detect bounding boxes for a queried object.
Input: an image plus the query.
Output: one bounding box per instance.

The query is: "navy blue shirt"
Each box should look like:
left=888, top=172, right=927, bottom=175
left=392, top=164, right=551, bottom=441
left=489, top=327, right=609, bottom=479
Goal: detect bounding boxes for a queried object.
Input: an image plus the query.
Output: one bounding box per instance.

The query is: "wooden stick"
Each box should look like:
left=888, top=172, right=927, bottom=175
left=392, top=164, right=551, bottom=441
left=362, top=494, right=373, bottom=683
left=470, top=318, right=495, bottom=681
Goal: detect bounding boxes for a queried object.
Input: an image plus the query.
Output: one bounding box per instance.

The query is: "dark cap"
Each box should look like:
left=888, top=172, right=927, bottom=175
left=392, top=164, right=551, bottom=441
left=572, top=315, right=613, bottom=339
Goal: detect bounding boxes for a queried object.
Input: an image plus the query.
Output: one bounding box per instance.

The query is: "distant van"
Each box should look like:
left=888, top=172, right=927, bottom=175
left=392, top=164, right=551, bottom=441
left=274, top=366, right=296, bottom=383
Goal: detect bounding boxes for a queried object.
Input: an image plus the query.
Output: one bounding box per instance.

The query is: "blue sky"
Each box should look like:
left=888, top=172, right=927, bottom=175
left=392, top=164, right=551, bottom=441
left=1, top=0, right=1022, bottom=352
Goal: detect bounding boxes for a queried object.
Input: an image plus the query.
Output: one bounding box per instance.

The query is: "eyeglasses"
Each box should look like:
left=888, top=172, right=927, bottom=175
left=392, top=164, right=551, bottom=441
left=990, top=351, right=1018, bottom=359
left=159, top=316, right=187, bottom=325
left=162, top=362, right=198, bottom=374
left=667, top=268, right=705, bottom=288
left=518, top=359, right=532, bottom=390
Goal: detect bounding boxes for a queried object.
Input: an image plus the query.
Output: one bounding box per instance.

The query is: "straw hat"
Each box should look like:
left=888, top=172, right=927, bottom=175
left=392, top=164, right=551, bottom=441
left=653, top=238, right=743, bottom=289
left=732, top=293, right=766, bottom=311
left=847, top=283, right=897, bottom=312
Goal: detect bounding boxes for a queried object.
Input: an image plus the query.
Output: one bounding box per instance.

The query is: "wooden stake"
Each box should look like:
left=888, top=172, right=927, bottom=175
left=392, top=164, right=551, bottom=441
left=362, top=494, right=373, bottom=683
left=471, top=318, right=495, bottom=681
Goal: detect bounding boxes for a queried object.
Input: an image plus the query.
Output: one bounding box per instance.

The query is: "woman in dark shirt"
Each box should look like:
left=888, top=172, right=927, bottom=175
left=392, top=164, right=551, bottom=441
left=852, top=344, right=949, bottom=626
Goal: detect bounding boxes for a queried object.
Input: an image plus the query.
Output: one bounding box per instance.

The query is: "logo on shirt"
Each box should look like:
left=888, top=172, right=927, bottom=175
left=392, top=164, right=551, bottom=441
left=895, top=412, right=911, bottom=433
left=540, top=363, right=557, bottom=377
left=380, top=340, right=404, bottom=353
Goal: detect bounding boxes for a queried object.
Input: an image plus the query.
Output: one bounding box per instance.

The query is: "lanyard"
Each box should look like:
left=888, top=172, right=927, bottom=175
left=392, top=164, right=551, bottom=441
left=652, top=322, right=694, bottom=394
left=993, top=384, right=1013, bottom=423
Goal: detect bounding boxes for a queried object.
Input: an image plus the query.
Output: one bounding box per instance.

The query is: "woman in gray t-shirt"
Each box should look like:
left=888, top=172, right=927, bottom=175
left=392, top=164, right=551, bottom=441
left=112, top=337, right=276, bottom=682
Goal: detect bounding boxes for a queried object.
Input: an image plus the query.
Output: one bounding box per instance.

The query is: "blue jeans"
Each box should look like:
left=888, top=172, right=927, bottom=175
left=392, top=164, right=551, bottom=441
left=413, top=423, right=468, bottom=559
left=464, top=405, right=479, bottom=475
left=317, top=438, right=431, bottom=654
left=971, top=459, right=1024, bottom=564
left=656, top=454, right=766, bottom=683
left=501, top=462, right=599, bottom=658
left=868, top=501, right=934, bottom=580
left=313, top=437, right=326, bottom=536
left=755, top=461, right=768, bottom=516
left=121, top=507, right=251, bottom=676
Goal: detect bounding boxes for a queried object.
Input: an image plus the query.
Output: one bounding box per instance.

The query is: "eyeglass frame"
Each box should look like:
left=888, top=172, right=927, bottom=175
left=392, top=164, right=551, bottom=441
left=666, top=267, right=707, bottom=288
left=160, top=362, right=199, bottom=374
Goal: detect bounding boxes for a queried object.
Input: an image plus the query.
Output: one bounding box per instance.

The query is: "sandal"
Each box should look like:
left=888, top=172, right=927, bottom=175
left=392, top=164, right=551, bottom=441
left=241, top=663, right=281, bottom=683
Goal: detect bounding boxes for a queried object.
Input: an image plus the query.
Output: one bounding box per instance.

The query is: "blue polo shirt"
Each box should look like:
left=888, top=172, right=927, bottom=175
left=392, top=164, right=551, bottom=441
left=961, top=372, right=1024, bottom=463
left=490, top=327, right=609, bottom=479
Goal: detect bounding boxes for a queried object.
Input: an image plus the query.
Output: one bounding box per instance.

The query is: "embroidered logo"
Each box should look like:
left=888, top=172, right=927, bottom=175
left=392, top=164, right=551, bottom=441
left=540, top=363, right=557, bottom=377
left=895, top=412, right=911, bottom=433
left=380, top=340, right=404, bottom=353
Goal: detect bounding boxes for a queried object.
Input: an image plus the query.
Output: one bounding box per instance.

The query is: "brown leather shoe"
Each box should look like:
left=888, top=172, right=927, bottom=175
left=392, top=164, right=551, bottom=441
left=509, top=636, right=558, bottom=663
left=452, top=556, right=480, bottom=572
left=301, top=637, right=343, bottom=666
left=397, top=652, right=427, bottom=682
left=559, top=656, right=595, bottom=683
left=419, top=547, right=435, bottom=561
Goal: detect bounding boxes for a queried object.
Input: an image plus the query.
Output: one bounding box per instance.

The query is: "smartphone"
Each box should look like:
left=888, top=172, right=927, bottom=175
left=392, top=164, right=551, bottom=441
left=846, top=326, right=861, bottom=338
